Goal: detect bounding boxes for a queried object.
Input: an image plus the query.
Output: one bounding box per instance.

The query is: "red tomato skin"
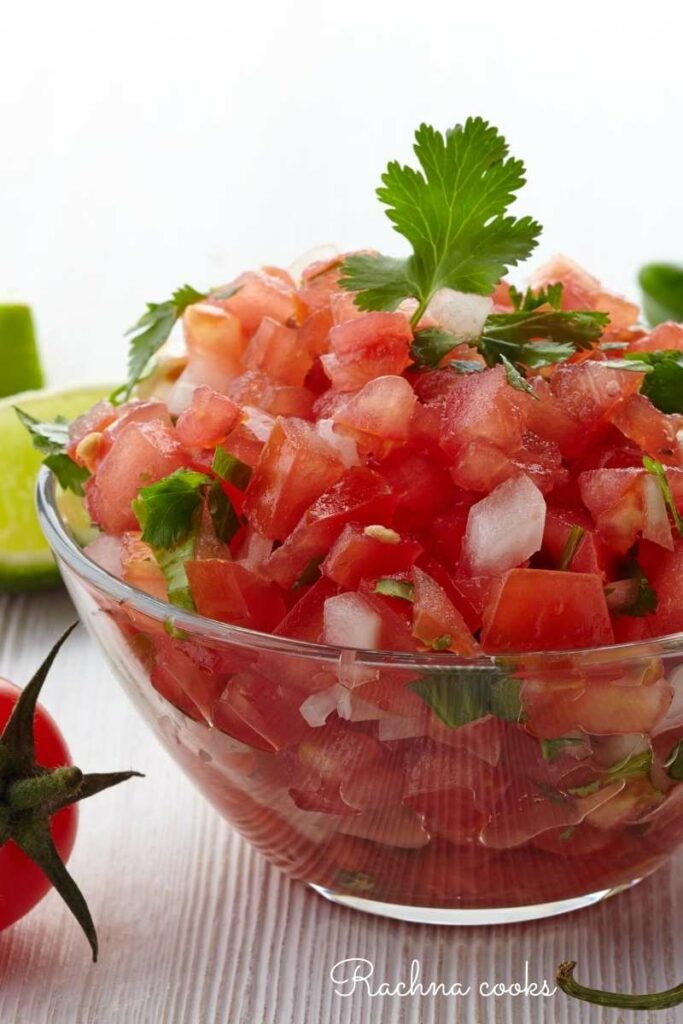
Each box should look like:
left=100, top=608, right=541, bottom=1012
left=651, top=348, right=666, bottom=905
left=0, top=680, right=77, bottom=932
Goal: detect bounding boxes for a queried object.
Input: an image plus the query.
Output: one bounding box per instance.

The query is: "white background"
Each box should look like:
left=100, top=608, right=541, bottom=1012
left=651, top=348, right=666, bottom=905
left=2, top=0, right=683, bottom=391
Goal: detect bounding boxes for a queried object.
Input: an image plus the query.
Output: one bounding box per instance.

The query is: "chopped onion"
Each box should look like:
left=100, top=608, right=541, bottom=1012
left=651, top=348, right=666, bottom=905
left=299, top=685, right=343, bottom=727
left=315, top=418, right=359, bottom=468
left=425, top=288, right=493, bottom=338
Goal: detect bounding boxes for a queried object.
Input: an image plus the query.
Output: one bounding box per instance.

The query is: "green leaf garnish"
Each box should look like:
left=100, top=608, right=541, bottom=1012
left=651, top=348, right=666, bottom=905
left=339, top=118, right=541, bottom=322
left=478, top=306, right=608, bottom=367
left=410, top=327, right=460, bottom=367
left=15, top=408, right=90, bottom=495
left=132, top=469, right=211, bottom=549
left=568, top=749, right=652, bottom=798
left=643, top=456, right=683, bottom=536
left=410, top=665, right=523, bottom=728
left=509, top=282, right=564, bottom=311
left=606, top=556, right=658, bottom=618
left=155, top=530, right=197, bottom=610
left=211, top=446, right=253, bottom=490
left=639, top=262, right=683, bottom=326
left=558, top=525, right=585, bottom=571
left=207, top=480, right=242, bottom=544
left=374, top=578, right=415, bottom=602
left=118, top=284, right=208, bottom=403
left=603, top=349, right=683, bottom=414
left=499, top=354, right=538, bottom=398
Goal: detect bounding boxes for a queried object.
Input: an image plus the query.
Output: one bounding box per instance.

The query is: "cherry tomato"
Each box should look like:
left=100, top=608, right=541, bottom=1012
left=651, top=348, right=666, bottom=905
left=0, top=678, right=78, bottom=931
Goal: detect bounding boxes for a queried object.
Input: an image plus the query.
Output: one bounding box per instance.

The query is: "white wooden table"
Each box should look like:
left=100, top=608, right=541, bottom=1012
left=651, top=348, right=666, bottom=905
left=0, top=590, right=681, bottom=1024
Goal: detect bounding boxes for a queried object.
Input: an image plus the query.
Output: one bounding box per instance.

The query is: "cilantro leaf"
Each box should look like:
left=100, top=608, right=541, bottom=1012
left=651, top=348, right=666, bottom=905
left=207, top=480, right=242, bottom=544
left=479, top=308, right=608, bottom=366
left=339, top=119, right=541, bottom=320
left=410, top=327, right=460, bottom=367
left=540, top=736, right=586, bottom=761
left=410, top=665, right=524, bottom=728
left=605, top=557, right=658, bottom=618
left=638, top=351, right=683, bottom=414
left=558, top=525, right=585, bottom=571
left=155, top=531, right=197, bottom=611
left=211, top=446, right=253, bottom=490
left=500, top=354, right=538, bottom=398
left=643, top=456, right=683, bottom=536
left=639, top=262, right=683, bottom=326
left=15, top=408, right=90, bottom=495
left=374, top=578, right=415, bottom=602
left=449, top=359, right=486, bottom=374
left=132, top=469, right=211, bottom=549
left=118, top=284, right=208, bottom=403
left=509, top=282, right=563, bottom=311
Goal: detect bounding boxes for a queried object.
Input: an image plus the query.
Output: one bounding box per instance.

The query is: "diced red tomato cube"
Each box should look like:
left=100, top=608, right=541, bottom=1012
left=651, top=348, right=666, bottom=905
left=321, top=312, right=413, bottom=391
left=411, top=566, right=479, bottom=655
left=243, top=417, right=345, bottom=539
left=186, top=559, right=286, bottom=631
left=439, top=365, right=526, bottom=458
left=218, top=270, right=295, bottom=339
left=85, top=420, right=187, bottom=534
left=332, top=375, right=417, bottom=454
left=322, top=524, right=422, bottom=588
left=481, top=569, right=614, bottom=653
left=175, top=386, right=240, bottom=448
left=244, top=317, right=314, bottom=386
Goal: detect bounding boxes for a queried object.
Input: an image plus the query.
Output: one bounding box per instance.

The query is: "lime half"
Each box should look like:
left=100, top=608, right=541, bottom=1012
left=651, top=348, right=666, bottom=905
left=0, top=304, right=44, bottom=398
left=0, top=385, right=109, bottom=592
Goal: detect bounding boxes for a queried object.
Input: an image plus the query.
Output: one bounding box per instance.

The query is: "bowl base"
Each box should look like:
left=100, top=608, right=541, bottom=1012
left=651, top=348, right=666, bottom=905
left=309, top=878, right=642, bottom=926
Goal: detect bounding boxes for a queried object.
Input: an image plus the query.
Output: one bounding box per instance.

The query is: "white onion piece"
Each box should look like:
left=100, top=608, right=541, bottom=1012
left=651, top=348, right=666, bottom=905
left=287, top=244, right=340, bottom=284
left=641, top=474, right=674, bottom=550
left=237, top=527, right=274, bottom=568
left=463, top=474, right=546, bottom=575
left=315, top=418, right=359, bottom=468
left=242, top=405, right=276, bottom=442
left=336, top=688, right=388, bottom=722
left=323, top=593, right=382, bottom=649
left=299, top=685, right=343, bottom=727
left=84, top=535, right=123, bottom=578
left=425, top=288, right=493, bottom=338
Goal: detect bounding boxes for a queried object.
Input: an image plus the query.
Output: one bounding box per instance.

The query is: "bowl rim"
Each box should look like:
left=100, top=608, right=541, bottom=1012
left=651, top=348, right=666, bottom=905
left=36, top=466, right=683, bottom=670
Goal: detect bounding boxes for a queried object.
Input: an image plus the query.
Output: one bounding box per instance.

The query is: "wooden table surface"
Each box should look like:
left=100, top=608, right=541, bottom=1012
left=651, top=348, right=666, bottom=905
left=0, top=590, right=680, bottom=1024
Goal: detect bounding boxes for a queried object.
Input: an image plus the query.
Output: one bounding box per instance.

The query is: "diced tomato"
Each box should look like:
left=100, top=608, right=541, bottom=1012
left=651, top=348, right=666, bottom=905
left=243, top=417, right=345, bottom=539
left=244, top=317, right=314, bottom=386
left=218, top=270, right=295, bottom=339
left=439, top=365, right=526, bottom=458
left=183, top=302, right=244, bottom=370
left=321, top=312, right=413, bottom=391
left=375, top=448, right=454, bottom=531
left=186, top=559, right=286, bottom=631
left=524, top=674, right=673, bottom=738
left=214, top=671, right=313, bottom=752
left=411, top=566, right=479, bottom=655
left=638, top=541, right=683, bottom=637
left=630, top=321, right=683, bottom=352
left=322, top=524, right=422, bottom=588
left=175, top=386, right=240, bottom=448
left=85, top=420, right=187, bottom=534
left=481, top=569, right=614, bottom=653
left=332, top=375, right=417, bottom=455
left=579, top=468, right=673, bottom=554
left=263, top=467, right=396, bottom=587
left=608, top=393, right=683, bottom=465
left=120, top=533, right=167, bottom=599
left=542, top=508, right=612, bottom=576
left=273, top=576, right=338, bottom=642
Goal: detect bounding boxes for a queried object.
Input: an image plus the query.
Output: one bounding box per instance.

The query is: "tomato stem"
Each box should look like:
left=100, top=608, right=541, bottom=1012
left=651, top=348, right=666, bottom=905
left=7, top=766, right=83, bottom=810
left=0, top=626, right=143, bottom=961
left=557, top=961, right=683, bottom=1010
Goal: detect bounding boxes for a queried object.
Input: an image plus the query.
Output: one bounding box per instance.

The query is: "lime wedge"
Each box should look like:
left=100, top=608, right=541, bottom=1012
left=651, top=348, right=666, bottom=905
left=0, top=304, right=44, bottom=398
left=0, top=385, right=109, bottom=591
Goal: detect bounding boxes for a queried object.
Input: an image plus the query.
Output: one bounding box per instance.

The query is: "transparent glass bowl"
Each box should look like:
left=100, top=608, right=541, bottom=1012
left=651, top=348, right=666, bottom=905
left=37, top=468, right=683, bottom=925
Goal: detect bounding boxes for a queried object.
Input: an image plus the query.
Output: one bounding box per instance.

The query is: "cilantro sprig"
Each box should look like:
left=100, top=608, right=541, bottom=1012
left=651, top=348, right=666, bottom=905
left=340, top=118, right=542, bottom=323
left=15, top=408, right=90, bottom=495
left=115, top=282, right=241, bottom=403
left=410, top=282, right=608, bottom=373
left=409, top=664, right=524, bottom=728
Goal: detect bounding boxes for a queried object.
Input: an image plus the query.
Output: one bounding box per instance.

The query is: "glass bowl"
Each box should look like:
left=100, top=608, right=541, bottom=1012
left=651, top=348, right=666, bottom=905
left=37, top=467, right=683, bottom=925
